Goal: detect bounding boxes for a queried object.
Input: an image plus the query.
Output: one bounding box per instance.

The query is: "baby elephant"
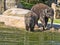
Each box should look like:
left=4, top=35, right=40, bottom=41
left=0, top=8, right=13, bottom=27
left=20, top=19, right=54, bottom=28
left=25, top=11, right=38, bottom=31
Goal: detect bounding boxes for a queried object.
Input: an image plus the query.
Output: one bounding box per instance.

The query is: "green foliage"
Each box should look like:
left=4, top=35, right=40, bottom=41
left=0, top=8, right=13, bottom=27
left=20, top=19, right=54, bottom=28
left=21, top=1, right=34, bottom=9
left=20, top=0, right=49, bottom=9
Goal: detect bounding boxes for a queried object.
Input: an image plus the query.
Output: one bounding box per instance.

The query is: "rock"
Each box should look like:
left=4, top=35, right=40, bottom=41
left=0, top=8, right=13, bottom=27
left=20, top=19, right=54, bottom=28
left=17, top=3, right=24, bottom=8
left=3, top=8, right=31, bottom=16
left=4, top=16, right=25, bottom=28
left=59, top=29, right=60, bottom=30
left=1, top=8, right=31, bottom=28
left=0, top=15, right=25, bottom=28
left=58, top=29, right=60, bottom=32
left=50, top=28, right=55, bottom=32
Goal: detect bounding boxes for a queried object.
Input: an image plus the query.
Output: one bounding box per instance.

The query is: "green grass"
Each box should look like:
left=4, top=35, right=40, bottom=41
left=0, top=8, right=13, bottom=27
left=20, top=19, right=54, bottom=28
left=48, top=19, right=60, bottom=24
left=0, top=22, right=60, bottom=45
left=53, top=19, right=60, bottom=24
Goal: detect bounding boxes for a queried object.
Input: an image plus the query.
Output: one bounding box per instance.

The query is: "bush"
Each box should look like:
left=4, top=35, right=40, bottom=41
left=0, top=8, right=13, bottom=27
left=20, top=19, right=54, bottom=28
left=21, top=1, right=34, bottom=10
left=20, top=0, right=49, bottom=9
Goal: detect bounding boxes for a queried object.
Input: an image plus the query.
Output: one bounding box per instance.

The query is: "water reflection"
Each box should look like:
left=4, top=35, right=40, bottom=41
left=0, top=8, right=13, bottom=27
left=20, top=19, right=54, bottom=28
left=45, top=41, right=60, bottom=45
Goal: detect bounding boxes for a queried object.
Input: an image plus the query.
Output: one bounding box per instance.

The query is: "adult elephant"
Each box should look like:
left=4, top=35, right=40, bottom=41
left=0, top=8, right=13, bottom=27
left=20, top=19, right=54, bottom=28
left=25, top=3, right=54, bottom=31
left=31, top=3, right=54, bottom=30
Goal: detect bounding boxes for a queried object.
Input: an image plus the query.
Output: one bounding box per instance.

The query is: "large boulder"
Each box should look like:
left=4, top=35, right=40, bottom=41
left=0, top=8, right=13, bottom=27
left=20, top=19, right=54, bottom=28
left=1, top=8, right=31, bottom=28
left=3, top=8, right=31, bottom=16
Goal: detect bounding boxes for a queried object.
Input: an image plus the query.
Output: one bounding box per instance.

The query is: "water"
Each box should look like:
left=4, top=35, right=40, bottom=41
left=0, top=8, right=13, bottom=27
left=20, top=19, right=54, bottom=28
left=45, top=41, right=60, bottom=45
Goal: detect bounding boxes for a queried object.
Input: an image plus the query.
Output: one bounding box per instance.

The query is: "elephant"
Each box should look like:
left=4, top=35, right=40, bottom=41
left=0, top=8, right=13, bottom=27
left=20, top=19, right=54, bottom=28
left=31, top=3, right=54, bottom=30
left=24, top=11, right=38, bottom=31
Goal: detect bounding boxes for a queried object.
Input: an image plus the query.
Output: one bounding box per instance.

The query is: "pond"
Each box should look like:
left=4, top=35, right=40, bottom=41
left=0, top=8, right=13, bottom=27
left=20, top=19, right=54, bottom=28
left=44, top=41, right=60, bottom=45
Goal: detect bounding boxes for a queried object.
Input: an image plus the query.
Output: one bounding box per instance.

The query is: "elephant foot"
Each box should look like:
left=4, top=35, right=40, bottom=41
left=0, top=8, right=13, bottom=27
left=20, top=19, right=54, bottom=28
left=30, top=28, right=34, bottom=32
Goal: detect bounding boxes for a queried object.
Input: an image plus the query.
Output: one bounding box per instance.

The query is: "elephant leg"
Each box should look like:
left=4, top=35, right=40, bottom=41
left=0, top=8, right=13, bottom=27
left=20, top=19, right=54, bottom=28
left=29, top=19, right=35, bottom=32
left=35, top=20, right=40, bottom=28
left=40, top=18, right=45, bottom=30
left=50, top=16, right=54, bottom=28
left=25, top=24, right=29, bottom=31
left=30, top=25, right=35, bottom=32
left=45, top=17, right=48, bottom=29
left=45, top=17, right=48, bottom=27
left=25, top=18, right=30, bottom=31
left=25, top=22, right=35, bottom=31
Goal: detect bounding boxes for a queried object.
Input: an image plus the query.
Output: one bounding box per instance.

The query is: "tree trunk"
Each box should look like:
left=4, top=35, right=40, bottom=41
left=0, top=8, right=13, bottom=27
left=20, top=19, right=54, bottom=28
left=4, top=0, right=6, bottom=11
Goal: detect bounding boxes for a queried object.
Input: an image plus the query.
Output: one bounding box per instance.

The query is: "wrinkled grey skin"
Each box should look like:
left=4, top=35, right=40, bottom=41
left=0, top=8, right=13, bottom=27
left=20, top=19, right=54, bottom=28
left=25, top=12, right=38, bottom=31
left=31, top=3, right=54, bottom=30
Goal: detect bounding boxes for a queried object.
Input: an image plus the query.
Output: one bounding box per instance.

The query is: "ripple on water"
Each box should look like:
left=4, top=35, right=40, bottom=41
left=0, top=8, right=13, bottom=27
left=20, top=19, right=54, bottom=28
left=45, top=41, right=60, bottom=45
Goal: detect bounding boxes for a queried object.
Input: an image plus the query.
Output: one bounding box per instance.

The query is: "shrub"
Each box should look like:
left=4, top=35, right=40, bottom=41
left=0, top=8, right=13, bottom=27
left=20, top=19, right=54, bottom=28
left=21, top=1, right=34, bottom=10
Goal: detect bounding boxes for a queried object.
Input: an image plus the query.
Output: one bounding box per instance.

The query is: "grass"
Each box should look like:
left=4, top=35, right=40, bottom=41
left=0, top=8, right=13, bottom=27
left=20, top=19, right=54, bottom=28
left=48, top=19, right=60, bottom=24
left=0, top=22, right=60, bottom=45
left=53, top=19, right=60, bottom=24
